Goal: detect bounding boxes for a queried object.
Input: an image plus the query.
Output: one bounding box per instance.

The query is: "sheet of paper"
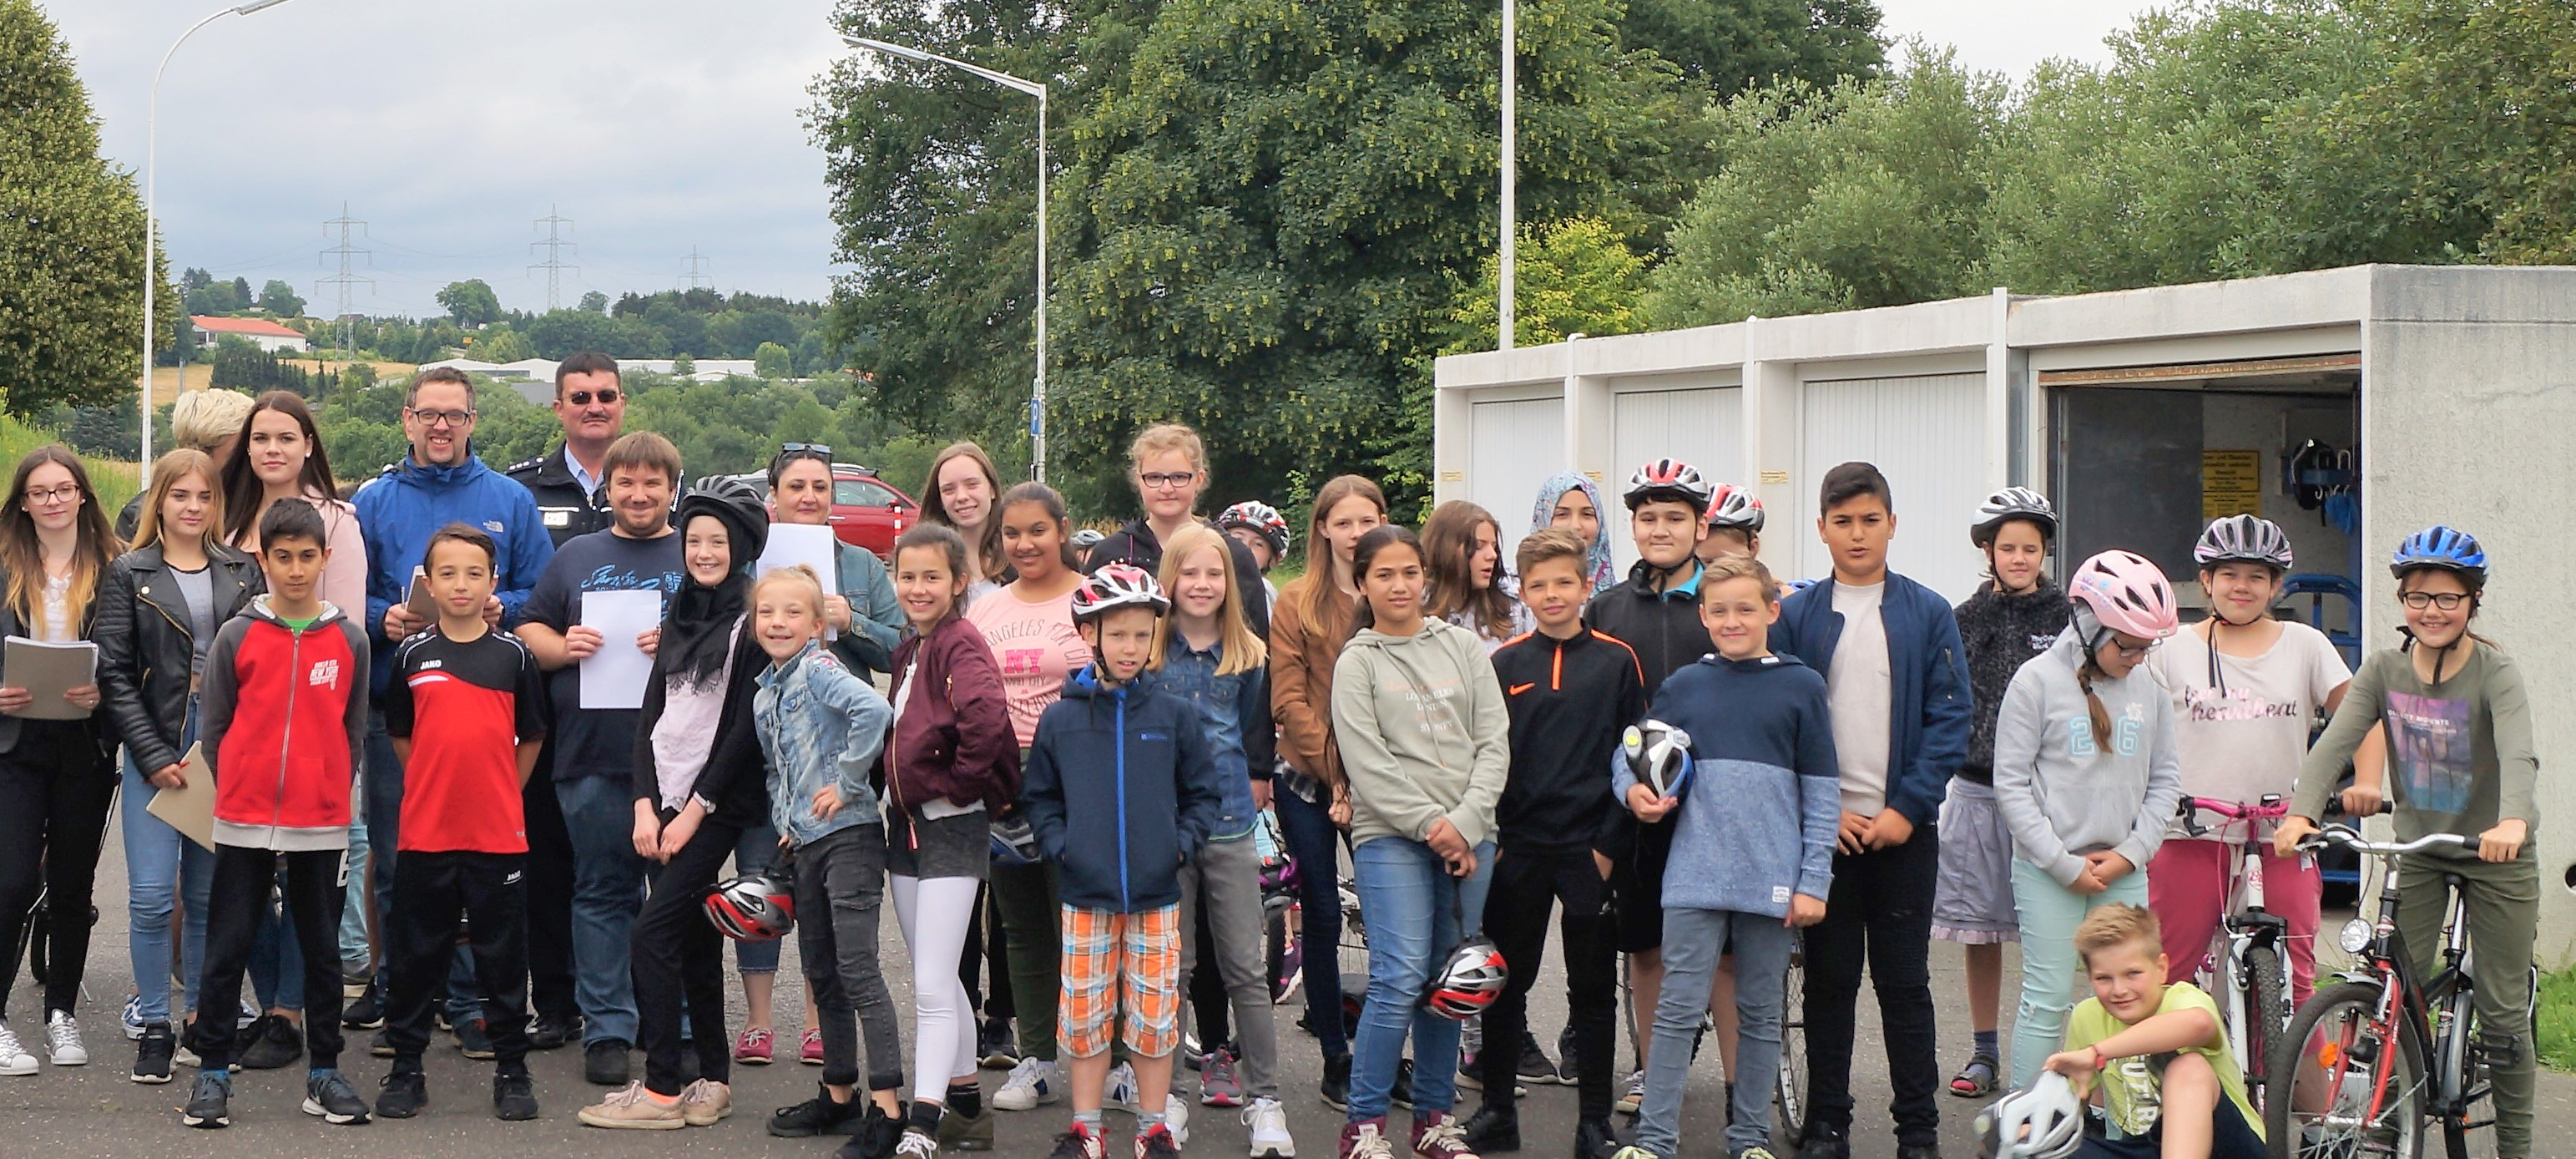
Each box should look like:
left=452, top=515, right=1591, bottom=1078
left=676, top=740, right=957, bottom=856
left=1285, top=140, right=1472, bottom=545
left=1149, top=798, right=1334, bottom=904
left=144, top=741, right=216, bottom=852
left=578, top=589, right=663, bottom=710
left=757, top=523, right=842, bottom=640
left=3, top=635, right=98, bottom=720
left=405, top=566, right=437, bottom=625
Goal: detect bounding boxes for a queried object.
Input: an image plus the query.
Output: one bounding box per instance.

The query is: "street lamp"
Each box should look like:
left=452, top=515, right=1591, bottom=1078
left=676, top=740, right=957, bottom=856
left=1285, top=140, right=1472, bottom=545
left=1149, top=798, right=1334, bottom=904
left=140, top=0, right=301, bottom=488
left=1498, top=0, right=1516, bottom=352
left=842, top=35, right=1053, bottom=483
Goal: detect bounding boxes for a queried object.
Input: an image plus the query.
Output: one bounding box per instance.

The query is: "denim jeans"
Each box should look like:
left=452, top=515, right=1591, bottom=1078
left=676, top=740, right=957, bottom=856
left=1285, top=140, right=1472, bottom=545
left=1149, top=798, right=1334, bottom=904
left=249, top=880, right=305, bottom=1012
left=338, top=772, right=372, bottom=974
left=1638, top=908, right=1796, bottom=1156
left=730, top=822, right=783, bottom=976
left=121, top=753, right=214, bottom=1025
left=557, top=772, right=648, bottom=1045
left=1274, top=784, right=1350, bottom=1061
left=2008, top=856, right=2150, bottom=1090
left=1346, top=836, right=1494, bottom=1122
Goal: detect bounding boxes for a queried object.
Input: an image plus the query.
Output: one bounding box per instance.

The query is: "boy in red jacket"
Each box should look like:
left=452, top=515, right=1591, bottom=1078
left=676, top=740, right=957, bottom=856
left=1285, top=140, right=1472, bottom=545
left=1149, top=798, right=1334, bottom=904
left=182, top=501, right=372, bottom=1131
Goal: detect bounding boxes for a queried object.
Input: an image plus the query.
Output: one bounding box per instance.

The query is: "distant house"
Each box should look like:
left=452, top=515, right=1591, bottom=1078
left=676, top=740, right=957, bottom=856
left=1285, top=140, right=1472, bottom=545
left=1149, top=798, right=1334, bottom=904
left=418, top=357, right=563, bottom=407
left=192, top=316, right=311, bottom=354
left=618, top=358, right=758, bottom=382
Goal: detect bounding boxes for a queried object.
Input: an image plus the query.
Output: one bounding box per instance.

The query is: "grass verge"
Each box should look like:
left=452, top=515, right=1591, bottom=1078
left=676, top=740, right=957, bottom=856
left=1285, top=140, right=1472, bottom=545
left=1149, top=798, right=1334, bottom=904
left=2538, top=964, right=2576, bottom=1070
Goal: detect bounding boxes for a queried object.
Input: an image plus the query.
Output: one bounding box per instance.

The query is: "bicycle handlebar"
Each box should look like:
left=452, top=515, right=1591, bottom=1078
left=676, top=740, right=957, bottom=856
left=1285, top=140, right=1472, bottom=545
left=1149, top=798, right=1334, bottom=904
left=2294, top=824, right=2472, bottom=858
left=2181, top=796, right=2290, bottom=821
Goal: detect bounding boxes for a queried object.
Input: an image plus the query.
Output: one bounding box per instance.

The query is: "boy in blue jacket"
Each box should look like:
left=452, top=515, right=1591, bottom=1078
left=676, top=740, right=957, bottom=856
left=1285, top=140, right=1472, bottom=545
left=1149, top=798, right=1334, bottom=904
left=1767, top=462, right=1972, bottom=1159
left=1614, top=552, right=1838, bottom=1159
left=1023, top=564, right=1225, bottom=1159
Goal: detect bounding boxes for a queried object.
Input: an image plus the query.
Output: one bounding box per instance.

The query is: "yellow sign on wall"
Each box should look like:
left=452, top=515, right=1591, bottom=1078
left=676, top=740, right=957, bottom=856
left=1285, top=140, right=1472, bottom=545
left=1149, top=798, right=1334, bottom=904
left=2203, top=450, right=2262, bottom=519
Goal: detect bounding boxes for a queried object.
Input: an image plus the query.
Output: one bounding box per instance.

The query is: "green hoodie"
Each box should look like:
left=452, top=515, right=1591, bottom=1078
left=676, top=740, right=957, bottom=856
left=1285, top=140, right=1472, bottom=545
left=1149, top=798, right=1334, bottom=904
left=1331, top=617, right=1510, bottom=850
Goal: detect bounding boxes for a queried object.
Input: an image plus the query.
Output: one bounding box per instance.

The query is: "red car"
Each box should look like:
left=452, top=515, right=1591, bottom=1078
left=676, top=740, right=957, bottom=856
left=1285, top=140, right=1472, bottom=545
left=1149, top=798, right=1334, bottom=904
left=725, top=464, right=918, bottom=560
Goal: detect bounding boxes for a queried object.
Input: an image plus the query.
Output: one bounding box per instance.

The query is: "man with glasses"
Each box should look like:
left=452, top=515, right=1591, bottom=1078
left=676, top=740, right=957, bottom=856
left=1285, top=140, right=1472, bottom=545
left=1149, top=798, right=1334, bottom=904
left=353, top=366, right=556, bottom=1061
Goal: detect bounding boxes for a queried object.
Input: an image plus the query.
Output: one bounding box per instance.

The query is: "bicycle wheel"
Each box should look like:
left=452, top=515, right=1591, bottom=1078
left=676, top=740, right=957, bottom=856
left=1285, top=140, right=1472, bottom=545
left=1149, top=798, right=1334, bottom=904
left=2268, top=979, right=2429, bottom=1159
left=2240, top=943, right=2288, bottom=1112
left=2436, top=981, right=2497, bottom=1159
left=1775, top=941, right=1809, bottom=1147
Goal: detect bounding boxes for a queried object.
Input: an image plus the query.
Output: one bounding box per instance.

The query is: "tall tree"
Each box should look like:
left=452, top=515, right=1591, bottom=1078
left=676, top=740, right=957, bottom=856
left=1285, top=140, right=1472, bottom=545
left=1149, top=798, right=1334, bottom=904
left=0, top=0, right=170, bottom=416
left=1626, top=0, right=1884, bottom=96
left=259, top=279, right=306, bottom=318
left=436, top=278, right=503, bottom=327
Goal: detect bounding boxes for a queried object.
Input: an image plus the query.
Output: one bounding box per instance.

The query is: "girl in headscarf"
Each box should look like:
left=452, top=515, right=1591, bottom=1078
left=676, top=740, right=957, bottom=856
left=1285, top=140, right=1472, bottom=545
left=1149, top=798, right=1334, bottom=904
left=1530, top=473, right=1613, bottom=592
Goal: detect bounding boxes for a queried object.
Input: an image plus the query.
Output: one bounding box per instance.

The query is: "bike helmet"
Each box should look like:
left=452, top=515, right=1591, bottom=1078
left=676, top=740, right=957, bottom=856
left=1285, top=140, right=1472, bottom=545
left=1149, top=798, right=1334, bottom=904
left=2195, top=514, right=2294, bottom=571
left=1069, top=562, right=1172, bottom=622
left=1971, top=487, right=2058, bottom=546
left=990, top=815, right=1042, bottom=867
left=1703, top=483, right=1765, bottom=534
left=703, top=872, right=796, bottom=942
left=1217, top=501, right=1292, bottom=559
left=1622, top=719, right=1694, bottom=800
left=1623, top=458, right=1714, bottom=512
left=675, top=475, right=771, bottom=566
left=1973, top=1071, right=2084, bottom=1159
left=1070, top=528, right=1106, bottom=551
left=2068, top=550, right=2179, bottom=641
left=2390, top=524, right=2488, bottom=588
left=1257, top=821, right=1300, bottom=915
left=1422, top=935, right=1509, bottom=1020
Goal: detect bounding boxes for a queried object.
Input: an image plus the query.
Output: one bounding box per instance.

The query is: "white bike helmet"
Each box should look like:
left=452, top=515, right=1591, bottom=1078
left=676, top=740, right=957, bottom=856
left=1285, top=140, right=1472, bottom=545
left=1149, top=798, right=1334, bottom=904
left=2194, top=514, right=2294, bottom=571
left=1422, top=935, right=1508, bottom=1020
left=1704, top=483, right=1765, bottom=534
left=1622, top=720, right=1694, bottom=799
left=1971, top=487, right=2058, bottom=546
left=1974, top=1071, right=2085, bottom=1159
left=1069, top=562, right=1172, bottom=622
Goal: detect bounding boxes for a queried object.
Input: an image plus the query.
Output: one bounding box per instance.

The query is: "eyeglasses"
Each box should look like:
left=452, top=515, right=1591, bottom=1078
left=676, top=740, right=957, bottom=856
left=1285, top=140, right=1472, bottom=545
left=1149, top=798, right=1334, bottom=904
left=2109, top=635, right=2152, bottom=660
left=779, top=442, right=832, bottom=457
left=564, top=389, right=619, bottom=406
left=407, top=408, right=475, bottom=428
left=2401, top=591, right=2471, bottom=610
left=1139, top=471, right=1199, bottom=490
left=23, top=485, right=81, bottom=506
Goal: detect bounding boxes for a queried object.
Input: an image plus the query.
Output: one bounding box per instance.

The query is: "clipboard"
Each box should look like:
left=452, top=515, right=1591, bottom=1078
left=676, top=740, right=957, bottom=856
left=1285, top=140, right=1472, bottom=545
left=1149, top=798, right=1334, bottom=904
left=145, top=741, right=217, bottom=852
left=3, top=635, right=98, bottom=719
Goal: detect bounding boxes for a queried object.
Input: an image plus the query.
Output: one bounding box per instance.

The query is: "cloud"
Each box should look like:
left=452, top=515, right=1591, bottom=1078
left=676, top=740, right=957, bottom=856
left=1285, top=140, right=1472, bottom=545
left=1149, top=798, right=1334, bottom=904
left=1874, top=0, right=2153, bottom=78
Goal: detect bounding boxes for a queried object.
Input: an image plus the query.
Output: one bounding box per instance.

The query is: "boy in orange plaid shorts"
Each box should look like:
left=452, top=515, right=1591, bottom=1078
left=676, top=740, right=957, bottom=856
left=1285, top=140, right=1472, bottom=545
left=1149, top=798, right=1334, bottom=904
left=1023, top=564, right=1225, bottom=1159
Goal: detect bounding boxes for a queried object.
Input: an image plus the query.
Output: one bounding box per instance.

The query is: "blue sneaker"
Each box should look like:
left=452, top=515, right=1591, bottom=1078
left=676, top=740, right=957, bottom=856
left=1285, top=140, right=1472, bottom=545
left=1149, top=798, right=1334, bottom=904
left=303, top=1070, right=371, bottom=1126
left=183, top=1070, right=233, bottom=1128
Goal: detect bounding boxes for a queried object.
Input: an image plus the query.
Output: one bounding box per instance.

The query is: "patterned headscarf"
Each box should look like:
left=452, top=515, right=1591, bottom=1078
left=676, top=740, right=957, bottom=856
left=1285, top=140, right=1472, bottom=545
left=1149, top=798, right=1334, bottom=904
left=1529, top=472, right=1615, bottom=590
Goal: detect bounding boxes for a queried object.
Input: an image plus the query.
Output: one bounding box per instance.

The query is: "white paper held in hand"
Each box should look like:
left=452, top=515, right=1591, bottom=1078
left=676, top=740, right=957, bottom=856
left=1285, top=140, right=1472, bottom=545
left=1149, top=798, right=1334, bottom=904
left=757, top=523, right=841, bottom=640
left=4, top=635, right=99, bottom=720
left=579, top=590, right=664, bottom=710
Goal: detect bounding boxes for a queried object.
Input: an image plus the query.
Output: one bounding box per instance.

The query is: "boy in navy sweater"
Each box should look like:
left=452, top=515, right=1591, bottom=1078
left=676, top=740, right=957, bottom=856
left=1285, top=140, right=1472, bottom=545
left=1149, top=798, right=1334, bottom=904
left=1022, top=564, right=1225, bottom=1159
left=1615, top=552, right=1838, bottom=1159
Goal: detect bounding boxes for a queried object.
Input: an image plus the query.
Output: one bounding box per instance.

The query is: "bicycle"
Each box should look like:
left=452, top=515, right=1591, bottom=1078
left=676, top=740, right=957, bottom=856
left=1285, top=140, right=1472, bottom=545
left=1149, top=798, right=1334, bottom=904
left=1775, top=936, right=1807, bottom=1147
left=2174, top=794, right=2297, bottom=1112
left=2267, top=824, right=2535, bottom=1159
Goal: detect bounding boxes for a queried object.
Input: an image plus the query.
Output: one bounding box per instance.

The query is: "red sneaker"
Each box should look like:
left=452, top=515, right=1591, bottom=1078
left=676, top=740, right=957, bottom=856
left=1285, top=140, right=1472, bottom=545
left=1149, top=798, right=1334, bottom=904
left=1410, top=1111, right=1482, bottom=1159
left=1340, top=1117, right=1398, bottom=1159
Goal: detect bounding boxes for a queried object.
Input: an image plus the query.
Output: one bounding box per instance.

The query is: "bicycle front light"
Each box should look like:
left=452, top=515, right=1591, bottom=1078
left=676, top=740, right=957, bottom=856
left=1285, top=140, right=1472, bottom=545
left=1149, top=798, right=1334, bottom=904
left=2338, top=918, right=2373, bottom=954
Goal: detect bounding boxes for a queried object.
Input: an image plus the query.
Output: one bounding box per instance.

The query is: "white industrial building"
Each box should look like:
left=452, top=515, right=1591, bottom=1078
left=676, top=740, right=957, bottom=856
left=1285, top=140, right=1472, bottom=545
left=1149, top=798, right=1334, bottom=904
left=1432, top=263, right=2576, bottom=962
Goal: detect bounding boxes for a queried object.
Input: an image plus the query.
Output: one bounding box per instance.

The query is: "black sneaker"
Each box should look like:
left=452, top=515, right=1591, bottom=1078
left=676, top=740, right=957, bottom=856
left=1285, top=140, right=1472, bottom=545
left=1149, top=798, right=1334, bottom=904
left=584, top=1038, right=632, bottom=1086
left=133, top=1023, right=177, bottom=1085
left=182, top=1069, right=233, bottom=1128
left=236, top=1015, right=303, bottom=1070
left=1515, top=1031, right=1558, bottom=1086
left=1320, top=1054, right=1351, bottom=1111
left=1555, top=1025, right=1583, bottom=1086
left=302, top=1070, right=372, bottom=1126
left=836, top=1101, right=905, bottom=1159
left=771, top=1082, right=862, bottom=1137
left=454, top=1016, right=497, bottom=1060
left=1574, top=1116, right=1621, bottom=1159
left=977, top=1016, right=1019, bottom=1069
left=1893, top=1146, right=1940, bottom=1159
left=376, top=1070, right=428, bottom=1118
left=1138, top=1124, right=1181, bottom=1159
left=342, top=989, right=385, bottom=1030
left=1461, top=1104, right=1520, bottom=1151
left=369, top=1027, right=395, bottom=1058
left=492, top=1071, right=539, bottom=1121
left=1392, top=1057, right=1416, bottom=1110
left=528, top=1014, right=578, bottom=1051
left=1041, top=1124, right=1104, bottom=1159
left=1793, top=1127, right=1851, bottom=1159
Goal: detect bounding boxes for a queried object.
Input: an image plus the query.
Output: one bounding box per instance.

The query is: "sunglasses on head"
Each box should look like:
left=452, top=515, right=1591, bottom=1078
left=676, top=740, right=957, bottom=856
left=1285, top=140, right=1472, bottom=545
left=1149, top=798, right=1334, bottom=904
left=564, top=388, right=619, bottom=406
left=772, top=443, right=833, bottom=468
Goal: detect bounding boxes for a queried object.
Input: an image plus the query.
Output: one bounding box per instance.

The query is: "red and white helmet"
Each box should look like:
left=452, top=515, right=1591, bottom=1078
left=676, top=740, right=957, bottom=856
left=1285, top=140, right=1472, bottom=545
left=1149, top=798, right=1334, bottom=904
left=703, top=873, right=795, bottom=942
left=1217, top=501, right=1291, bottom=559
left=1623, top=459, right=1714, bottom=512
left=1423, top=935, right=1508, bottom=1020
left=1704, top=483, right=1765, bottom=534
left=2068, top=550, right=2179, bottom=642
left=1070, top=562, right=1171, bottom=622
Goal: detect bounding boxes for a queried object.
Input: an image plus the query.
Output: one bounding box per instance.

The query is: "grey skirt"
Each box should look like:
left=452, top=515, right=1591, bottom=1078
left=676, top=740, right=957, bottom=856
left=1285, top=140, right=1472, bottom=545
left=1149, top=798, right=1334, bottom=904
left=1932, top=779, right=2018, bottom=944
left=885, top=808, right=990, bottom=881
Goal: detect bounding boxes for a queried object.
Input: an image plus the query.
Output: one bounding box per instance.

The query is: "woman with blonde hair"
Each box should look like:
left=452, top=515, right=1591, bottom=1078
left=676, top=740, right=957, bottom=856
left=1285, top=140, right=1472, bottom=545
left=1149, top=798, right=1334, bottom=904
left=116, top=388, right=255, bottom=541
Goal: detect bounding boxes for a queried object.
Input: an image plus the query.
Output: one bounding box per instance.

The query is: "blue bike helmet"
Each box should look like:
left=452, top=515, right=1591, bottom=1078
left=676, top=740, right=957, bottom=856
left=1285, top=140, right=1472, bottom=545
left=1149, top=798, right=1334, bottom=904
left=2391, top=525, right=2488, bottom=588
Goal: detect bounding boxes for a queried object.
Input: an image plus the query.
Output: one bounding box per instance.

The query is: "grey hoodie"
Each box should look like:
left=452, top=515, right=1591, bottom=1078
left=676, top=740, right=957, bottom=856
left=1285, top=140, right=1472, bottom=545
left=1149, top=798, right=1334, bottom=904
left=1992, top=627, right=2182, bottom=886
left=1331, top=617, right=1510, bottom=851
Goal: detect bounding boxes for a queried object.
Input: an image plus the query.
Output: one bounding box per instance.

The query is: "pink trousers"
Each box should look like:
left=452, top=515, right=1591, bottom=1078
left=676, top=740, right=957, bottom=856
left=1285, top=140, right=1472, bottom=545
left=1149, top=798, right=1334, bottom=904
left=2147, top=837, right=2323, bottom=1007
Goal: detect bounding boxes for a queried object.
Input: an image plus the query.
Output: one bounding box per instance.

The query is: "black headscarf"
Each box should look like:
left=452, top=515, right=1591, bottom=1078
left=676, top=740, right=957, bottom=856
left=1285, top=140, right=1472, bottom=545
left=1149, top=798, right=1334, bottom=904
left=663, top=488, right=770, bottom=688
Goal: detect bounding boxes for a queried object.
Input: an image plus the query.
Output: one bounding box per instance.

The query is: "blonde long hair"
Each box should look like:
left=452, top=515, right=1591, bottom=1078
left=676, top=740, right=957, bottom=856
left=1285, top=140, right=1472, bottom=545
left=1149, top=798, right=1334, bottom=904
left=133, top=448, right=228, bottom=557
left=1149, top=524, right=1265, bottom=676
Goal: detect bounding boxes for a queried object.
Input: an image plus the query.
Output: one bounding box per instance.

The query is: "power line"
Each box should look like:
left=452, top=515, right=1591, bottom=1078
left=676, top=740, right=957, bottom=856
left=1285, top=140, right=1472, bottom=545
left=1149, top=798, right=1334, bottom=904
left=316, top=203, right=374, bottom=357
left=679, top=245, right=715, bottom=291
left=530, top=205, right=579, bottom=311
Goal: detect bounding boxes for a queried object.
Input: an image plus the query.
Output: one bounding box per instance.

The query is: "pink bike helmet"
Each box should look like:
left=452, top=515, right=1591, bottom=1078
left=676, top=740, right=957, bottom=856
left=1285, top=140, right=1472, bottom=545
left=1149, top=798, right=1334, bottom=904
left=2068, top=550, right=2179, bottom=641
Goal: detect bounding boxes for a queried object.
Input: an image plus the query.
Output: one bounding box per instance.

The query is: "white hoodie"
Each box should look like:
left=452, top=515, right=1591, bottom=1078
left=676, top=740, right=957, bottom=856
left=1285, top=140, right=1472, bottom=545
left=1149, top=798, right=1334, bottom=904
left=1992, top=627, right=2183, bottom=886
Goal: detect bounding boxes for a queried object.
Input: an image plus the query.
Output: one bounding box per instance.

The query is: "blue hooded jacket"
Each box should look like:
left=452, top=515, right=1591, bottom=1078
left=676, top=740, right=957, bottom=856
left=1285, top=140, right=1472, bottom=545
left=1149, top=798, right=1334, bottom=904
left=1767, top=572, right=1973, bottom=828
left=1021, top=667, right=1226, bottom=913
left=354, top=449, right=554, bottom=695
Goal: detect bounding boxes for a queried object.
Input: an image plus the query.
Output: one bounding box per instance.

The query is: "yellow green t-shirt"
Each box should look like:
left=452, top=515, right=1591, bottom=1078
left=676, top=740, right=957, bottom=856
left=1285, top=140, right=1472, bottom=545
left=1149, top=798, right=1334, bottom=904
left=2063, top=981, right=2263, bottom=1141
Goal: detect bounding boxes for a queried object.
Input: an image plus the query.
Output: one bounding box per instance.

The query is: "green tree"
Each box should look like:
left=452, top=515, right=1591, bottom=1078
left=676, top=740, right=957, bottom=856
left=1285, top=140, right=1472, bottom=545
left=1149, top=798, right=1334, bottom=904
left=184, top=279, right=245, bottom=316
left=754, top=342, right=793, bottom=379
left=436, top=279, right=503, bottom=327
left=0, top=0, right=170, bottom=415
left=1625, top=0, right=1885, bottom=96
left=671, top=352, right=695, bottom=378
left=258, top=279, right=306, bottom=318
left=1445, top=217, right=1654, bottom=351
left=475, top=328, right=533, bottom=363
left=578, top=290, right=610, bottom=313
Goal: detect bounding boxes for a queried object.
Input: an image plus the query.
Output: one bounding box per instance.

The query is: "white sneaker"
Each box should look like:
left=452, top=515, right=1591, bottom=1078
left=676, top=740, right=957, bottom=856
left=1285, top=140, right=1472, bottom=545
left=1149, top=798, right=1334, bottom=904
left=993, top=1056, right=1063, bottom=1110
left=0, top=1023, right=33, bottom=1075
left=1106, top=1061, right=1141, bottom=1112
left=45, top=1011, right=87, bottom=1067
left=1165, top=1094, right=1191, bottom=1145
left=1244, top=1096, right=1296, bottom=1158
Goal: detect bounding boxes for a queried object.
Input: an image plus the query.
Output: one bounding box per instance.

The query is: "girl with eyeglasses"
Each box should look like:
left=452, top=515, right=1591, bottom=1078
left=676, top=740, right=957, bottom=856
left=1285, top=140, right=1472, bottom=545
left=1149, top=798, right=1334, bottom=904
left=2275, top=526, right=2539, bottom=1159
left=1992, top=549, right=2185, bottom=1089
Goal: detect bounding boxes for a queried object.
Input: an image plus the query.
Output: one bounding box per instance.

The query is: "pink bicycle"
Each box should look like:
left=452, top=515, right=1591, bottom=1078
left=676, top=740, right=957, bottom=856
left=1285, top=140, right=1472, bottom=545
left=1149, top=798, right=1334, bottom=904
left=2175, top=794, right=2297, bottom=1111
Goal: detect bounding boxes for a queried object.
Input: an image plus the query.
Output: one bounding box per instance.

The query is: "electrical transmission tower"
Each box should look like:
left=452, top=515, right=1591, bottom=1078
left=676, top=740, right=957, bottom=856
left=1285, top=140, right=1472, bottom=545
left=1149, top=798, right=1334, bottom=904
left=530, top=205, right=578, bottom=311
left=679, top=246, right=715, bottom=291
left=316, top=203, right=373, bottom=363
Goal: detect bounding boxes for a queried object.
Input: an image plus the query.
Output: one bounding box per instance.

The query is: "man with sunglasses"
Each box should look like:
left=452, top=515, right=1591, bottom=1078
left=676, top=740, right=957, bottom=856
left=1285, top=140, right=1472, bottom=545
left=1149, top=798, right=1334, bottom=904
left=508, top=352, right=629, bottom=549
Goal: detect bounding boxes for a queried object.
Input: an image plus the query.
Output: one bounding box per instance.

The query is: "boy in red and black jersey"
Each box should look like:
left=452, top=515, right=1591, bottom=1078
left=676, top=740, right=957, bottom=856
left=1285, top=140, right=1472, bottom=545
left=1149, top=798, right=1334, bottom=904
left=374, top=524, right=548, bottom=1122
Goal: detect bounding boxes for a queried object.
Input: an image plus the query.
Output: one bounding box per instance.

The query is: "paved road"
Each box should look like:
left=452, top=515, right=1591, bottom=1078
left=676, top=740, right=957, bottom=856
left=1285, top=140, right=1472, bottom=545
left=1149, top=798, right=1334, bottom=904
left=6, top=837, right=2572, bottom=1158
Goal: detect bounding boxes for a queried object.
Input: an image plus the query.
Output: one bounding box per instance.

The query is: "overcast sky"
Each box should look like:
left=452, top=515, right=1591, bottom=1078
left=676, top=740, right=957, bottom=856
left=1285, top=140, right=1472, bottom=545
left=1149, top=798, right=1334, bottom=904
left=50, top=0, right=2151, bottom=317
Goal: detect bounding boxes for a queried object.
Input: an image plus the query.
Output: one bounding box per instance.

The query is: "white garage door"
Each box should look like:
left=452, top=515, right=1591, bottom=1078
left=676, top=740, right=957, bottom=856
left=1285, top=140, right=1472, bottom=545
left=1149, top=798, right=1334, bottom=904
left=1611, top=387, right=1743, bottom=571
left=1469, top=397, right=1564, bottom=566
left=1800, top=373, right=1988, bottom=601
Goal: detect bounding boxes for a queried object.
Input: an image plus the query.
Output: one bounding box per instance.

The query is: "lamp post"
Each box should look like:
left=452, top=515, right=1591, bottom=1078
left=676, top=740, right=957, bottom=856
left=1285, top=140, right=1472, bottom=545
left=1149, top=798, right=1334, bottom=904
left=140, top=0, right=301, bottom=489
left=843, top=36, right=1052, bottom=483
left=1498, top=0, right=1516, bottom=352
